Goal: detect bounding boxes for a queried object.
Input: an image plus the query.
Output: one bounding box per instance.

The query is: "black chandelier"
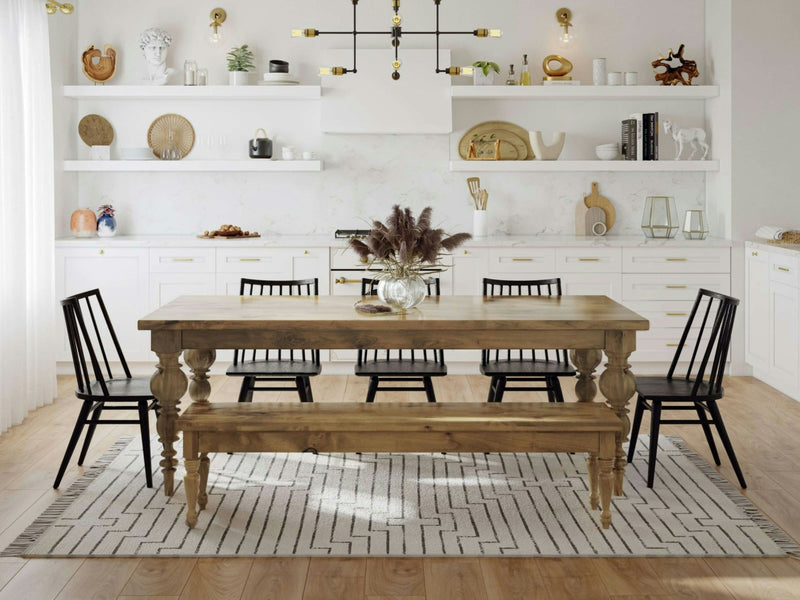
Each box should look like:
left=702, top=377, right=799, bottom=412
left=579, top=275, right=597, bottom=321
left=292, top=0, right=501, bottom=80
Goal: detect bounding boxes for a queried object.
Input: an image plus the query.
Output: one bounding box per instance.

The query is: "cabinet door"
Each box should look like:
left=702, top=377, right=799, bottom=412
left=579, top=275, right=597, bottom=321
left=149, top=273, right=215, bottom=309
left=289, top=248, right=331, bottom=295
left=768, top=281, right=799, bottom=397
left=450, top=249, right=489, bottom=295
left=562, top=273, right=622, bottom=301
left=745, top=248, right=770, bottom=370
left=56, top=247, right=149, bottom=361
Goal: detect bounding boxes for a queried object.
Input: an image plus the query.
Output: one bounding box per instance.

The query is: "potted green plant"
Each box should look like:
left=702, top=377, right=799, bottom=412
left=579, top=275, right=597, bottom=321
left=227, top=44, right=255, bottom=86
left=472, top=60, right=500, bottom=86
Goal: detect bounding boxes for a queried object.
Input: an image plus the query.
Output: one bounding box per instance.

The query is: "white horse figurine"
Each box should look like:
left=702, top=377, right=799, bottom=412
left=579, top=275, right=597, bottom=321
left=663, top=120, right=709, bottom=160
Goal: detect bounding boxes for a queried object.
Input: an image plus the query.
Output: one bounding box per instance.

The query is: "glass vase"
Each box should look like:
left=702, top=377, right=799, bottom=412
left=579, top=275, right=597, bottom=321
left=682, top=210, right=709, bottom=240
left=377, top=274, right=427, bottom=310
left=641, top=196, right=679, bottom=239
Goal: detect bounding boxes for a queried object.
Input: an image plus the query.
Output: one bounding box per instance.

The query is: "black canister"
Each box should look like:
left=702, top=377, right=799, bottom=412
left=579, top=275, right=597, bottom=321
left=249, top=128, right=272, bottom=159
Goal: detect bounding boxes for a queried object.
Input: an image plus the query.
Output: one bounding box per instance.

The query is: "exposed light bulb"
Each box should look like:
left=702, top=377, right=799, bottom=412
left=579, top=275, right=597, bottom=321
left=559, top=30, right=574, bottom=46
left=209, top=28, right=225, bottom=46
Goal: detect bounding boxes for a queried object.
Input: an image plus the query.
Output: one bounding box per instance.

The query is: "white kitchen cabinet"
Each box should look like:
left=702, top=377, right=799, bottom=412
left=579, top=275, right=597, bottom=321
left=150, top=273, right=216, bottom=308
left=55, top=247, right=150, bottom=361
left=745, top=247, right=770, bottom=370
left=562, top=273, right=622, bottom=301
left=768, top=281, right=799, bottom=397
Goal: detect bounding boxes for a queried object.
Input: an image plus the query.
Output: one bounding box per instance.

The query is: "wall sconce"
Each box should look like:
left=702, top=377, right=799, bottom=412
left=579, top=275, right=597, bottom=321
left=209, top=7, right=226, bottom=46
left=556, top=7, right=574, bottom=46
left=45, top=1, right=74, bottom=15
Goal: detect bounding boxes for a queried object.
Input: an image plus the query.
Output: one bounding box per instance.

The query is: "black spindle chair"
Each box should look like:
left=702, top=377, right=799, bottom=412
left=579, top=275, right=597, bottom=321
left=227, top=278, right=321, bottom=403
left=356, top=277, right=446, bottom=403
left=627, top=289, right=743, bottom=488
left=57, top=289, right=158, bottom=489
left=481, top=278, right=576, bottom=403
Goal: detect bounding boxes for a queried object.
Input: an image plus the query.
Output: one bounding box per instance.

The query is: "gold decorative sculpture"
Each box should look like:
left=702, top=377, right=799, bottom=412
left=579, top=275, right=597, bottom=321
left=542, top=54, right=573, bottom=81
left=651, top=44, right=698, bottom=86
left=81, top=44, right=117, bottom=83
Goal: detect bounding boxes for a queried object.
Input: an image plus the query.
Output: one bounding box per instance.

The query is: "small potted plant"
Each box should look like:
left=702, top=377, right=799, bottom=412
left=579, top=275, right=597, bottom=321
left=227, top=44, right=255, bottom=86
left=472, top=60, right=500, bottom=85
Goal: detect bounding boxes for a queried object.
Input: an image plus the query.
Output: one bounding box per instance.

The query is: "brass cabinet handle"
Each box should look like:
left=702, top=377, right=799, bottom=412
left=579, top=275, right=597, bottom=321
left=666, top=258, right=687, bottom=262
left=666, top=343, right=679, bottom=347
left=511, top=258, right=534, bottom=262
left=238, top=258, right=261, bottom=262
left=777, top=266, right=791, bottom=272
left=335, top=277, right=361, bottom=284
left=464, top=250, right=469, bottom=255
left=359, top=256, right=368, bottom=264
left=578, top=258, right=600, bottom=262
left=666, top=312, right=688, bottom=316
left=752, top=251, right=758, bottom=256
left=172, top=258, right=195, bottom=262
left=303, top=250, right=309, bottom=254
left=666, top=285, right=688, bottom=289
left=98, top=249, right=104, bottom=255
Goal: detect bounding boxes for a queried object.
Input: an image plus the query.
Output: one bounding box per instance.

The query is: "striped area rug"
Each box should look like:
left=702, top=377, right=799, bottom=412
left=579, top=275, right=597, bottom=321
left=4, top=435, right=798, bottom=558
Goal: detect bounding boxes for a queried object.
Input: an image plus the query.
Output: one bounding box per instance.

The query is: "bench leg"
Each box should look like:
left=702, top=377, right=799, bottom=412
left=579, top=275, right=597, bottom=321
left=599, top=434, right=616, bottom=529
left=587, top=453, right=599, bottom=511
left=198, top=452, right=209, bottom=510
left=184, top=432, right=200, bottom=528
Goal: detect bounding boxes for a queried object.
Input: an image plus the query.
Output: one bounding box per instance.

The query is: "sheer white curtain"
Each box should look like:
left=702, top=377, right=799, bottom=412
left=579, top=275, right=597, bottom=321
left=0, top=0, right=57, bottom=433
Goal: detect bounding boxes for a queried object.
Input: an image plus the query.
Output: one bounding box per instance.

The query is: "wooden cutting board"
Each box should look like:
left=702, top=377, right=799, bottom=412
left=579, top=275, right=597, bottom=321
left=583, top=182, right=616, bottom=232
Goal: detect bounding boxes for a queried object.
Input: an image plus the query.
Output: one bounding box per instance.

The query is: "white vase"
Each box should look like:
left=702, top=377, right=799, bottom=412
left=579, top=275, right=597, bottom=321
left=229, top=71, right=249, bottom=86
left=529, top=131, right=566, bottom=160
left=473, top=210, right=488, bottom=238
left=592, top=58, right=607, bottom=86
left=473, top=70, right=495, bottom=86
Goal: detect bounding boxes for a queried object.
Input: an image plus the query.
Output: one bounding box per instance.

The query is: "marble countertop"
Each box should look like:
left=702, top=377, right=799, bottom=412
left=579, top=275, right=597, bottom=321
left=55, top=234, right=734, bottom=249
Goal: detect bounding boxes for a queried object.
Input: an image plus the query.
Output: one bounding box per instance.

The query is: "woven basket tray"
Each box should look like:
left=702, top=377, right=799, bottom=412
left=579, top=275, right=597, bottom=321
left=766, top=231, right=800, bottom=245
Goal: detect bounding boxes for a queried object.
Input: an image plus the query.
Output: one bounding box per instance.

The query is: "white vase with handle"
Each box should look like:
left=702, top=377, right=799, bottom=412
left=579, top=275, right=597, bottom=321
left=529, top=131, right=566, bottom=160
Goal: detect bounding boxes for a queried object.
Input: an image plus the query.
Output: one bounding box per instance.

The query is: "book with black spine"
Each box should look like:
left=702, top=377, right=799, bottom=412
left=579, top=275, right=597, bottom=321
left=621, top=120, right=629, bottom=159
left=629, top=113, right=644, bottom=161
left=643, top=113, right=653, bottom=160
left=625, top=118, right=637, bottom=160
left=652, top=112, right=659, bottom=160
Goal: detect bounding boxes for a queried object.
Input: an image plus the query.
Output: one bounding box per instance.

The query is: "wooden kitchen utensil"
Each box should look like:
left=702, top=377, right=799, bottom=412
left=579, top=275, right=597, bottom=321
left=78, top=114, right=114, bottom=146
left=467, top=177, right=481, bottom=207
left=583, top=182, right=616, bottom=231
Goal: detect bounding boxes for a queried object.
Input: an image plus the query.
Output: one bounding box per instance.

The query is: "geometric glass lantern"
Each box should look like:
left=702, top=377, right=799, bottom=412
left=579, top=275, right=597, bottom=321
left=641, top=196, right=679, bottom=238
left=682, top=209, right=709, bottom=240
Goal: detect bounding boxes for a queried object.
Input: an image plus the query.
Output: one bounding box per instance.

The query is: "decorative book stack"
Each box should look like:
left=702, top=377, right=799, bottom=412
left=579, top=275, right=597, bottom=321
left=621, top=112, right=659, bottom=160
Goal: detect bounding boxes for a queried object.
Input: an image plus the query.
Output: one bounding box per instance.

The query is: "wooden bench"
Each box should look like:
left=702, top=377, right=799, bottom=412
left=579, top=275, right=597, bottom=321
left=177, top=402, right=622, bottom=530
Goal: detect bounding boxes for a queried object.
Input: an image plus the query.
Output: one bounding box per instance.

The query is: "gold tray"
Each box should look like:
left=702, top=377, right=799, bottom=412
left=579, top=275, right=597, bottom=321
left=147, top=113, right=195, bottom=159
left=458, top=121, right=534, bottom=160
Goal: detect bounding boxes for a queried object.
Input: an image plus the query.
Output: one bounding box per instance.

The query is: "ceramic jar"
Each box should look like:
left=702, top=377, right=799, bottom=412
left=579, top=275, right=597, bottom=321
left=70, top=208, right=97, bottom=237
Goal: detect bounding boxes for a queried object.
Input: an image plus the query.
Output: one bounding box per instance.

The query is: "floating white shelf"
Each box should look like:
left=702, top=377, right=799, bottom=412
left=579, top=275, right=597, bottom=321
left=62, top=85, right=321, bottom=100
left=63, top=160, right=324, bottom=172
left=451, top=85, right=720, bottom=101
left=449, top=160, right=720, bottom=172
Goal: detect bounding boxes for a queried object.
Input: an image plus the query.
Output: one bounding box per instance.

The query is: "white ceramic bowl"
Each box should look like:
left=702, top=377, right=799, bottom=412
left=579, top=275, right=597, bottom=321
left=119, top=147, right=154, bottom=160
left=596, top=145, right=619, bottom=160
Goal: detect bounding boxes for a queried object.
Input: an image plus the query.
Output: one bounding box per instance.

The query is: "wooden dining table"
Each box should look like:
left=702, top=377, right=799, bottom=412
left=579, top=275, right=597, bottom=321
left=138, top=294, right=649, bottom=497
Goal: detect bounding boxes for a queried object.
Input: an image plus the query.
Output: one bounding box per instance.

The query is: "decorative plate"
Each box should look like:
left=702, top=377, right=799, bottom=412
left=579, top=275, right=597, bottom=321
left=78, top=114, right=114, bottom=146
left=458, top=121, right=535, bottom=160
left=147, top=114, right=195, bottom=159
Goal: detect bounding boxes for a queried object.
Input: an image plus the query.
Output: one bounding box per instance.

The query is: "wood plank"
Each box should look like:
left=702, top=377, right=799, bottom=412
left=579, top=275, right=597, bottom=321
left=179, top=558, right=253, bottom=600
left=0, top=561, right=24, bottom=592
left=304, top=558, right=365, bottom=600
left=704, top=558, right=800, bottom=600
left=365, top=558, right=425, bottom=597
left=479, top=558, right=548, bottom=600
left=593, top=557, right=662, bottom=596
left=121, top=558, right=197, bottom=596
left=643, top=557, right=735, bottom=599
left=0, top=559, right=83, bottom=600
left=536, top=558, right=610, bottom=600
left=118, top=597, right=179, bottom=600
left=54, top=558, right=139, bottom=600
left=241, top=558, right=308, bottom=600
left=424, top=558, right=488, bottom=600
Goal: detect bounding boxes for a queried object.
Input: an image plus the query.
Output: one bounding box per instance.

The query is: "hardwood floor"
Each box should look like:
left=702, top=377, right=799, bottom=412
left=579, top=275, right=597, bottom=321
left=0, top=374, right=799, bottom=600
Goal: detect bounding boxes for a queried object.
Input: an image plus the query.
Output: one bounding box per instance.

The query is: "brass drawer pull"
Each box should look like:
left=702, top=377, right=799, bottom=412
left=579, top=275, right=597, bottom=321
left=172, top=258, right=195, bottom=262
left=578, top=258, right=600, bottom=262
left=98, top=249, right=104, bottom=255
left=335, top=277, right=361, bottom=284
left=666, top=312, right=688, bottom=316
left=666, top=343, right=679, bottom=347
left=359, top=256, right=369, bottom=264
left=666, top=285, right=688, bottom=289
left=777, top=266, right=791, bottom=272
left=666, top=258, right=687, bottom=262
left=511, top=258, right=534, bottom=262
left=238, top=258, right=262, bottom=262
left=751, top=251, right=758, bottom=256
left=303, top=250, right=309, bottom=255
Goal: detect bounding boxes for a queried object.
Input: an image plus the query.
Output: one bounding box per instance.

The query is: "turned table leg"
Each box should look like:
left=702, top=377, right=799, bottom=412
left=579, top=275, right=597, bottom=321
left=599, top=330, right=637, bottom=496
left=570, top=349, right=603, bottom=403
left=183, top=350, right=215, bottom=510
left=151, top=343, right=188, bottom=497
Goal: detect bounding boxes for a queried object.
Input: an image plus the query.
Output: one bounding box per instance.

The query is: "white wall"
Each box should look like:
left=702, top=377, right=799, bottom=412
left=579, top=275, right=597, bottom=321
left=56, top=0, right=708, bottom=236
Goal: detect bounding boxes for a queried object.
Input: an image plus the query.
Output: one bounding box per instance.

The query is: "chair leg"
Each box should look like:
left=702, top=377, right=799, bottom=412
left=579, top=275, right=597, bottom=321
left=552, top=377, right=566, bottom=403
left=303, top=377, right=314, bottom=403
left=486, top=376, right=498, bottom=402
left=545, top=383, right=556, bottom=403
left=53, top=401, right=93, bottom=489
left=646, top=400, right=662, bottom=488
left=627, top=395, right=646, bottom=463
left=77, top=402, right=104, bottom=466
left=237, top=377, right=255, bottom=403
left=423, top=377, right=437, bottom=403
left=365, top=376, right=380, bottom=403
left=295, top=377, right=309, bottom=403
left=695, top=402, right=721, bottom=466
left=494, top=377, right=507, bottom=403
left=707, top=400, right=747, bottom=489
left=138, top=400, right=153, bottom=488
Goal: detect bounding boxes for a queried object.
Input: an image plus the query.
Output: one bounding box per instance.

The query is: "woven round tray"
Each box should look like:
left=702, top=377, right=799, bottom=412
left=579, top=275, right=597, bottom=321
left=765, top=231, right=800, bottom=245
left=78, top=114, right=114, bottom=146
left=147, top=114, right=195, bottom=159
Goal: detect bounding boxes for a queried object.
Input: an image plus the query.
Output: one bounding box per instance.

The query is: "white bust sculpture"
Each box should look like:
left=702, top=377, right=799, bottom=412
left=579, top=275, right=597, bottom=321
left=139, top=27, right=173, bottom=85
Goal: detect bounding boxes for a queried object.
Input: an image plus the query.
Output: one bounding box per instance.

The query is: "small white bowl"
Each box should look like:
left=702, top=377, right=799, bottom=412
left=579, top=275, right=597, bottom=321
left=119, top=147, right=154, bottom=160
left=596, top=146, right=619, bottom=160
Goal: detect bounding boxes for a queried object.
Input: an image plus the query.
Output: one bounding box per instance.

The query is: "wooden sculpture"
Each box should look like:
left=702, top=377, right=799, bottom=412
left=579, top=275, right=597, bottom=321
left=651, top=44, right=698, bottom=86
left=82, top=44, right=117, bottom=83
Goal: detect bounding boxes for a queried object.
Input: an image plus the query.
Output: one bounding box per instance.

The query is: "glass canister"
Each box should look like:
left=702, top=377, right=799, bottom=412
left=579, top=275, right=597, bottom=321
left=641, top=196, right=679, bottom=238
left=184, top=59, right=197, bottom=85
left=682, top=209, right=709, bottom=240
